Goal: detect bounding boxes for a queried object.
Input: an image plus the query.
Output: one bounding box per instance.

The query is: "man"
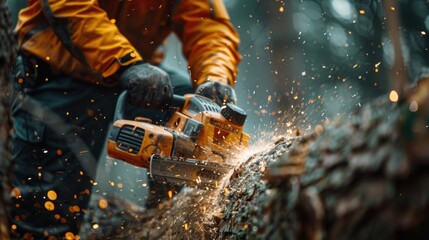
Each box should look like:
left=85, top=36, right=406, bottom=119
left=9, top=0, right=241, bottom=238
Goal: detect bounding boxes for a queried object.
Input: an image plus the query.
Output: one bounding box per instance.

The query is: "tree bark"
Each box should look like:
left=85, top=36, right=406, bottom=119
left=0, top=1, right=14, bottom=239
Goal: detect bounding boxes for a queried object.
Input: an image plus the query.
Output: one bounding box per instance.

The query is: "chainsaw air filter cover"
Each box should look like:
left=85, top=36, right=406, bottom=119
left=221, top=103, right=247, bottom=126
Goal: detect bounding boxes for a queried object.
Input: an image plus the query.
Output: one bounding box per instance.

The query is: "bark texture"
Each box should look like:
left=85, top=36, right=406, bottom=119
left=0, top=1, right=14, bottom=239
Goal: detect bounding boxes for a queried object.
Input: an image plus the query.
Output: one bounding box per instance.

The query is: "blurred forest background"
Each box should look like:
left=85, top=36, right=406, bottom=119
left=5, top=0, right=429, bottom=207
left=167, top=0, right=429, bottom=138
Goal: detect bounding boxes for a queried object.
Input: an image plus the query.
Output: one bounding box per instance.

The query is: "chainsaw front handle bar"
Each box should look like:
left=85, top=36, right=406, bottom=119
left=113, top=90, right=186, bottom=122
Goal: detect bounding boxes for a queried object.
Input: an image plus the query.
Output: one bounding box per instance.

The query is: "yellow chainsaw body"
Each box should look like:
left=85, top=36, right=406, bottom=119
left=107, top=94, right=249, bottom=168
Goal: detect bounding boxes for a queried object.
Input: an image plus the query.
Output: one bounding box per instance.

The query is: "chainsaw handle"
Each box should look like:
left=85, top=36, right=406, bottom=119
left=113, top=91, right=128, bottom=122
left=114, top=91, right=186, bottom=122
left=171, top=94, right=186, bottom=107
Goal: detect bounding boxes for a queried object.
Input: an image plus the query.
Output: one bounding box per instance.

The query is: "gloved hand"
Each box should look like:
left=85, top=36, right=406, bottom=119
left=119, top=63, right=173, bottom=108
left=195, top=81, right=237, bottom=106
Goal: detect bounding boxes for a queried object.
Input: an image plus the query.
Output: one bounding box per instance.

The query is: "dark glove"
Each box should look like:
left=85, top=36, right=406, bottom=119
left=195, top=81, right=237, bottom=106
left=119, top=63, right=173, bottom=108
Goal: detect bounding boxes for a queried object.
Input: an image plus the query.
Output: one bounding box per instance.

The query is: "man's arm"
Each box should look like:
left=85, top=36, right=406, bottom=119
left=38, top=0, right=142, bottom=78
left=172, top=0, right=242, bottom=88
left=38, top=0, right=173, bottom=107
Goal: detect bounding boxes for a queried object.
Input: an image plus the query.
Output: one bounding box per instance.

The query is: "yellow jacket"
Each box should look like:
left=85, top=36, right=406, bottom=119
left=16, top=0, right=241, bottom=87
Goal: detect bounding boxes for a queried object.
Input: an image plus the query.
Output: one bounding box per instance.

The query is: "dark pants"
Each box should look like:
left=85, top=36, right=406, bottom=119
left=8, top=57, right=193, bottom=239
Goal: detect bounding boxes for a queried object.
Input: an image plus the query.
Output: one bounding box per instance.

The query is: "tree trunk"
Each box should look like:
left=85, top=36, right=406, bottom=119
left=0, top=1, right=14, bottom=239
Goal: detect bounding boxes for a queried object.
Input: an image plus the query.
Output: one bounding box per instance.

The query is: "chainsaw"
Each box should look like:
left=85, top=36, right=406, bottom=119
left=107, top=91, right=250, bottom=189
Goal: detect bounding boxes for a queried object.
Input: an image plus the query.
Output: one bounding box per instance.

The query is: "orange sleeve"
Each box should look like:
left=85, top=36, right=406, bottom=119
left=39, top=0, right=142, bottom=78
left=172, top=0, right=242, bottom=87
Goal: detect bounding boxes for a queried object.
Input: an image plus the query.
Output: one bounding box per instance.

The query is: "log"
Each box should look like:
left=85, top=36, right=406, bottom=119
left=80, top=78, right=429, bottom=239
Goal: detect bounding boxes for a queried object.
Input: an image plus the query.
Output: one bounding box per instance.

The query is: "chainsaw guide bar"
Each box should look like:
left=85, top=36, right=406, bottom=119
left=149, top=155, right=234, bottom=189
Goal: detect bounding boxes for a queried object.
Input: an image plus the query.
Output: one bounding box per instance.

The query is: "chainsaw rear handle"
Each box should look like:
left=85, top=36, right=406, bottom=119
left=114, top=90, right=186, bottom=122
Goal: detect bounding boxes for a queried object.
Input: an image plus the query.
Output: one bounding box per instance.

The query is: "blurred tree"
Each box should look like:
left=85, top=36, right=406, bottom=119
left=397, top=0, right=429, bottom=82
left=263, top=0, right=304, bottom=127
left=291, top=0, right=390, bottom=124
left=5, top=0, right=27, bottom=26
left=0, top=1, right=15, bottom=239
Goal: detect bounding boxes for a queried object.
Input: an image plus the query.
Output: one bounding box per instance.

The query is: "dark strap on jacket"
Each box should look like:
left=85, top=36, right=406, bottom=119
left=40, top=0, right=103, bottom=80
